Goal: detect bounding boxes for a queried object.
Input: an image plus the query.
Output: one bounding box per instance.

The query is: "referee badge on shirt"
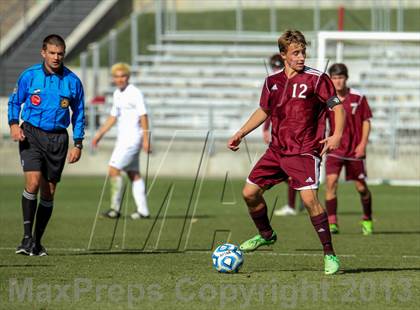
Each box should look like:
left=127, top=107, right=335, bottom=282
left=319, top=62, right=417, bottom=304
left=30, top=94, right=41, bottom=106
left=60, top=97, right=70, bottom=108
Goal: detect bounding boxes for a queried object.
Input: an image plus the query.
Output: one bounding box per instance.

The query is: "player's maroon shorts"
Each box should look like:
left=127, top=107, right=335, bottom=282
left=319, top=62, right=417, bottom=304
left=247, top=148, right=321, bottom=190
left=326, top=155, right=367, bottom=181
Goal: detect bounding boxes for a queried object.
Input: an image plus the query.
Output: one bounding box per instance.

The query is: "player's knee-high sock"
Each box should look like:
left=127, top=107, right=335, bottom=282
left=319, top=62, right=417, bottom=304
left=33, top=199, right=53, bottom=246
left=288, top=185, right=296, bottom=209
left=310, top=212, right=335, bottom=255
left=361, top=191, right=372, bottom=220
left=110, top=175, right=124, bottom=212
left=249, top=206, right=273, bottom=240
left=132, top=179, right=149, bottom=216
left=325, top=198, right=338, bottom=224
left=22, top=190, right=37, bottom=238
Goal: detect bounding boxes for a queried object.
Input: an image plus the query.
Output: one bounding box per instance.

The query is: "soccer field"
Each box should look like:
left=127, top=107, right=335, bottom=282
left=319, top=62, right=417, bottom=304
left=0, top=175, right=419, bottom=309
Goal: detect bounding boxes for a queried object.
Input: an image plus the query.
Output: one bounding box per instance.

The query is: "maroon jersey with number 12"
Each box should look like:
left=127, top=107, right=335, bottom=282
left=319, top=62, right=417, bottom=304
left=260, top=66, right=337, bottom=156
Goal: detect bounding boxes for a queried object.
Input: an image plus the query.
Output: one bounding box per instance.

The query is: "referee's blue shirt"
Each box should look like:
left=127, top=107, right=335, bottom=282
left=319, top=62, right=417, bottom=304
left=8, top=63, right=85, bottom=142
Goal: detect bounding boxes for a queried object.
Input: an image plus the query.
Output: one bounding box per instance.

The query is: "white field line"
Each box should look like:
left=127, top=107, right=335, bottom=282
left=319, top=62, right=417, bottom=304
left=0, top=247, right=419, bottom=259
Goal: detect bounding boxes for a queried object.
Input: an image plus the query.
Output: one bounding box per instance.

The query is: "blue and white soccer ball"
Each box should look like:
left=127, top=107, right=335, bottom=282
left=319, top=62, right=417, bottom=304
left=212, top=243, right=244, bottom=273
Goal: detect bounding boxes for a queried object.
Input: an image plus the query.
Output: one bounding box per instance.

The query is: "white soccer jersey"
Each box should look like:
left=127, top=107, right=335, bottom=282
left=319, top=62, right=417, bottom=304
left=110, top=84, right=147, bottom=146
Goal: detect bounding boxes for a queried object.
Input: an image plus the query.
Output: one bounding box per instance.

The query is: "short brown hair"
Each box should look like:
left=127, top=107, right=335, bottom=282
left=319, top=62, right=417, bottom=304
left=269, top=53, right=284, bottom=70
left=278, top=30, right=306, bottom=53
left=42, top=34, right=66, bottom=50
left=328, top=63, right=348, bottom=78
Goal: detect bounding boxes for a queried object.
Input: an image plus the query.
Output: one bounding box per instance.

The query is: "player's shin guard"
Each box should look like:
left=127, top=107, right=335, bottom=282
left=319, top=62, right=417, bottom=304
left=361, top=192, right=372, bottom=220
left=310, top=212, right=335, bottom=255
left=249, top=206, right=273, bottom=240
left=325, top=198, right=338, bottom=224
left=33, top=199, right=53, bottom=246
left=110, top=175, right=124, bottom=212
left=22, top=190, right=38, bottom=238
left=132, top=179, right=149, bottom=216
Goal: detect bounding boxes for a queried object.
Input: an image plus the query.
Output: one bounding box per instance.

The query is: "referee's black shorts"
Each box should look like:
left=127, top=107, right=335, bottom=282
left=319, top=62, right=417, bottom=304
left=19, top=122, right=68, bottom=183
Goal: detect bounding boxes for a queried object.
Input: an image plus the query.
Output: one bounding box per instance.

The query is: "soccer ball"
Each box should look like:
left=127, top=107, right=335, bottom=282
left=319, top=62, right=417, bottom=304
left=212, top=243, right=244, bottom=273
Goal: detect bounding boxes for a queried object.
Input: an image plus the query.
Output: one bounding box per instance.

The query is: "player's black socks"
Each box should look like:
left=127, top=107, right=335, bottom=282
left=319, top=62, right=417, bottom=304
left=22, top=190, right=38, bottom=238
left=33, top=199, right=54, bottom=246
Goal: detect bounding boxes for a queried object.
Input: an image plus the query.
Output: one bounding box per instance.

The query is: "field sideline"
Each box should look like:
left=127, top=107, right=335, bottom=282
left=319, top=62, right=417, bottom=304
left=0, top=176, right=419, bottom=309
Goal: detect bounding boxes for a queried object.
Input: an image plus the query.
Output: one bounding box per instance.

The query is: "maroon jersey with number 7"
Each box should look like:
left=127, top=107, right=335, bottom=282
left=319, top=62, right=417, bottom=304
left=260, top=66, right=337, bottom=156
left=327, top=88, right=372, bottom=159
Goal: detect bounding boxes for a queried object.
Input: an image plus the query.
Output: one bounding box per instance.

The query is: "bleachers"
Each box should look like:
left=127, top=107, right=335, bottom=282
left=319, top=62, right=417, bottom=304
left=99, top=33, right=420, bottom=155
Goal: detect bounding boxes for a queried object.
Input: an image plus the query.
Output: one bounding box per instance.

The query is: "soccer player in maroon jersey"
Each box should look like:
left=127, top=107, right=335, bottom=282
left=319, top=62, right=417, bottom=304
left=227, top=30, right=345, bottom=275
left=262, top=53, right=299, bottom=216
left=325, top=63, right=373, bottom=235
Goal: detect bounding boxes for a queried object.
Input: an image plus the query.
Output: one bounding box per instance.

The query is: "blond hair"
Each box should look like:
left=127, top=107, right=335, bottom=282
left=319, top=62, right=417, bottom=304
left=278, top=30, right=307, bottom=53
left=111, top=62, right=131, bottom=76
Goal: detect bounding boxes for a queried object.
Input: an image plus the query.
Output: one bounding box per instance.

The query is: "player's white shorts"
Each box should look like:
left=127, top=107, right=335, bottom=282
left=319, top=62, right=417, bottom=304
left=109, top=143, right=140, bottom=172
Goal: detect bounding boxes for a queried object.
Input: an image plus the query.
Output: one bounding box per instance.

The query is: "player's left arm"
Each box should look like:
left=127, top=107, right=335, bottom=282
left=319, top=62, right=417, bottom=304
left=355, top=120, right=371, bottom=158
left=355, top=96, right=372, bottom=158
left=321, top=104, right=345, bottom=155
left=140, top=114, right=151, bottom=153
left=262, top=117, right=271, bottom=144
left=135, top=91, right=151, bottom=153
left=68, top=80, right=85, bottom=164
left=316, top=74, right=346, bottom=155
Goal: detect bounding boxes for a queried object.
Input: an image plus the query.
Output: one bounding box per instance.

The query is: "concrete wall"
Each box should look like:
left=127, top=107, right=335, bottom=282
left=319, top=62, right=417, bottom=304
left=1, top=140, right=418, bottom=181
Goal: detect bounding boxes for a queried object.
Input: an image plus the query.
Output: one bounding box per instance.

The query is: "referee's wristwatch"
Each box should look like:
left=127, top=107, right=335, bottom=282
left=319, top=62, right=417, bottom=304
left=74, top=141, right=83, bottom=150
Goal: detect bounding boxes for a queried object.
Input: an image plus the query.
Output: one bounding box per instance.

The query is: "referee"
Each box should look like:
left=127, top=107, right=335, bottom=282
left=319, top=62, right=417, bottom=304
left=8, top=34, right=85, bottom=256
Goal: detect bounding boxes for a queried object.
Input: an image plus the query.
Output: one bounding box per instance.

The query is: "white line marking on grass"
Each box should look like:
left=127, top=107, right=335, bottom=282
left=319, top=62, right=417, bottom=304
left=247, top=252, right=420, bottom=259
left=1, top=247, right=419, bottom=259
left=0, top=247, right=86, bottom=252
left=402, top=255, right=420, bottom=259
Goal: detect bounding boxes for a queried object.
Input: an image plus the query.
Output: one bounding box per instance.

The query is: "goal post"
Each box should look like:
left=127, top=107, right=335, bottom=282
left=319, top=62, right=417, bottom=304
left=317, top=31, right=420, bottom=70
left=316, top=31, right=420, bottom=183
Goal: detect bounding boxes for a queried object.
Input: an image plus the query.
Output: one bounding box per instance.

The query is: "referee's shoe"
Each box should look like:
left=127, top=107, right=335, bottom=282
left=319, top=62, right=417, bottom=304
left=15, top=237, right=33, bottom=255
left=30, top=243, right=48, bottom=256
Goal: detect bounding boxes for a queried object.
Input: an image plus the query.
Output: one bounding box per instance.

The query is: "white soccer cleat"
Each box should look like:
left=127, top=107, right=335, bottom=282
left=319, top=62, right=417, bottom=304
left=130, top=212, right=150, bottom=220
left=274, top=205, right=297, bottom=216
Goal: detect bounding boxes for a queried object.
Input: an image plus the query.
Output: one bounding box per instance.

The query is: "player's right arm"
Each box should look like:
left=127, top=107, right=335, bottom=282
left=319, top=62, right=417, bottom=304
left=227, top=108, right=269, bottom=151
left=8, top=72, right=30, bottom=141
left=228, top=77, right=272, bottom=151
left=92, top=116, right=117, bottom=147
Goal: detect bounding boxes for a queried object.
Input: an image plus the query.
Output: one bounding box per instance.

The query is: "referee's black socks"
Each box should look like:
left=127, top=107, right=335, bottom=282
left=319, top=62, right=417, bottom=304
left=22, top=190, right=37, bottom=239
left=33, top=199, right=54, bottom=246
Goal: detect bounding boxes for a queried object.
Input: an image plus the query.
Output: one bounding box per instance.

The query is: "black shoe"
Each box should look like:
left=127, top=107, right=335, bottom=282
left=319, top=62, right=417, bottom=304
left=30, top=243, right=48, bottom=256
left=101, top=209, right=121, bottom=219
left=15, top=237, right=33, bottom=255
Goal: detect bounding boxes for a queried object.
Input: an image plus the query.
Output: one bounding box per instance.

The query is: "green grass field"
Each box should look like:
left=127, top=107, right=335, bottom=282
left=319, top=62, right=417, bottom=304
left=0, top=176, right=419, bottom=309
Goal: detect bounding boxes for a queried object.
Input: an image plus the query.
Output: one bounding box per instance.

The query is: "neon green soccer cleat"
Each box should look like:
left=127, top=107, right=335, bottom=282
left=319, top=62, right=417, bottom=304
left=361, top=220, right=373, bottom=235
left=329, top=223, right=339, bottom=234
left=324, top=254, right=340, bottom=275
left=239, top=231, right=277, bottom=252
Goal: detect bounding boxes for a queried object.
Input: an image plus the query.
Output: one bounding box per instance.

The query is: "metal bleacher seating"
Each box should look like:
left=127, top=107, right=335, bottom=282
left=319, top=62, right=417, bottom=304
left=101, top=32, right=419, bottom=154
